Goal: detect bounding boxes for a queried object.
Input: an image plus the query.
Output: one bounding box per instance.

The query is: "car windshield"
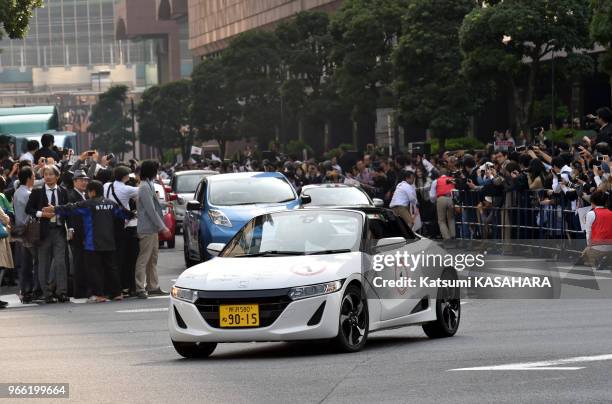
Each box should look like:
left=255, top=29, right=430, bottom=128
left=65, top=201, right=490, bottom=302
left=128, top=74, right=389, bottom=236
left=209, top=176, right=295, bottom=206
left=303, top=187, right=371, bottom=206
left=176, top=174, right=204, bottom=194
left=221, top=211, right=363, bottom=257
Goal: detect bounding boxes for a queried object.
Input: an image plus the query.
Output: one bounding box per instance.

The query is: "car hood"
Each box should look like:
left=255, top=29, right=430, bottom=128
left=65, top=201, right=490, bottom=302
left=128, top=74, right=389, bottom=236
left=176, top=252, right=362, bottom=291
left=210, top=201, right=299, bottom=223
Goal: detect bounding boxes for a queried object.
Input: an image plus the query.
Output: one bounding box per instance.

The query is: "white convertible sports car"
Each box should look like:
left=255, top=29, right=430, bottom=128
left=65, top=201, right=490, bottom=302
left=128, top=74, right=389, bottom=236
left=169, top=208, right=460, bottom=358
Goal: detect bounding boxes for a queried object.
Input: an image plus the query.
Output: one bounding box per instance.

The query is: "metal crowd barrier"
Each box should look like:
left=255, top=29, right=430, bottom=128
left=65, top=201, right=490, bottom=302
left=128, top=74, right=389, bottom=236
left=418, top=189, right=587, bottom=257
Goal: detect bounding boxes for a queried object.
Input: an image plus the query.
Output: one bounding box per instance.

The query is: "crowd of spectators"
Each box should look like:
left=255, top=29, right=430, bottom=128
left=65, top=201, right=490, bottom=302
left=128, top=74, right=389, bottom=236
left=1, top=109, right=611, bottom=307
left=0, top=133, right=171, bottom=308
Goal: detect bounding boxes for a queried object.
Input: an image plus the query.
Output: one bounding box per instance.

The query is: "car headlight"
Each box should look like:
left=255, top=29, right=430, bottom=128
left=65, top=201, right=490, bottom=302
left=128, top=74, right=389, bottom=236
left=288, top=280, right=343, bottom=301
left=171, top=286, right=198, bottom=303
left=208, top=209, right=232, bottom=227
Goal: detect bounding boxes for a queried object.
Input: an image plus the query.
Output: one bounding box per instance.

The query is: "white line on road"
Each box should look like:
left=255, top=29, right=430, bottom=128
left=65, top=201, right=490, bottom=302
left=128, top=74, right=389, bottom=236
left=116, top=307, right=169, bottom=313
left=449, top=353, right=612, bottom=371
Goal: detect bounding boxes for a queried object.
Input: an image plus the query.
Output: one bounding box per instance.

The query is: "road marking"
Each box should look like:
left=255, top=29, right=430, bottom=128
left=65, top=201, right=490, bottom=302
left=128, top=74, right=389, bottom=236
left=449, top=353, right=612, bottom=371
left=148, top=295, right=169, bottom=300
left=116, top=307, right=169, bottom=313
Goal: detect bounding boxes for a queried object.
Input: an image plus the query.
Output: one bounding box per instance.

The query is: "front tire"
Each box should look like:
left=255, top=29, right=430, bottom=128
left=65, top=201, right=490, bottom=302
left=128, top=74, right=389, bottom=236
left=183, top=234, right=196, bottom=268
left=172, top=340, right=217, bottom=358
left=422, top=269, right=460, bottom=338
left=333, top=283, right=368, bottom=353
left=167, top=237, right=176, bottom=249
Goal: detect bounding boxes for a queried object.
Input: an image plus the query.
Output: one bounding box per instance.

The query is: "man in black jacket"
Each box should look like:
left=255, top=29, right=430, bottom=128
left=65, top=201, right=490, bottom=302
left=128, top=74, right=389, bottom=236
left=44, top=180, right=131, bottom=302
left=67, top=170, right=89, bottom=298
left=25, top=165, right=69, bottom=303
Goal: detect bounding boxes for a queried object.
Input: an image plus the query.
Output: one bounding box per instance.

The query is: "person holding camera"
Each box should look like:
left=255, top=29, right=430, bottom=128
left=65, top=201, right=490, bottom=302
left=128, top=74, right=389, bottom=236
left=389, top=171, right=418, bottom=230
left=587, top=107, right=612, bottom=145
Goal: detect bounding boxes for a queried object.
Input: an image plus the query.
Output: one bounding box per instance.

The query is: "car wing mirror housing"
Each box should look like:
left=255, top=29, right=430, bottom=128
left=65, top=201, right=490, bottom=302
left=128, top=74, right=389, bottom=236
left=186, top=200, right=201, bottom=211
left=206, top=243, right=226, bottom=257
left=372, top=198, right=384, bottom=207
left=300, top=194, right=312, bottom=205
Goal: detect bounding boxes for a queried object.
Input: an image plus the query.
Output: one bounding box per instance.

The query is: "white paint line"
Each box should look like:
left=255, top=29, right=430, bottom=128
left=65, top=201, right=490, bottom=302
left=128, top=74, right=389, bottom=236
left=449, top=353, right=612, bottom=371
left=148, top=295, right=170, bottom=300
left=116, top=307, right=169, bottom=313
left=70, top=298, right=88, bottom=304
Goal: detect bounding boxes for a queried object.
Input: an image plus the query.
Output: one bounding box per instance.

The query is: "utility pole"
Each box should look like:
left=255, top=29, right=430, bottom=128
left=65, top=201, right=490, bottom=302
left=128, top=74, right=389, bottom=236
left=131, top=97, right=137, bottom=160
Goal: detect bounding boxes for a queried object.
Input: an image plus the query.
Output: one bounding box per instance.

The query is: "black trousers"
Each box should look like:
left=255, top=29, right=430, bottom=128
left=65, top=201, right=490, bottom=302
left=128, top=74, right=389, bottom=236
left=70, top=241, right=88, bottom=298
left=118, top=226, right=139, bottom=293
left=84, top=251, right=121, bottom=298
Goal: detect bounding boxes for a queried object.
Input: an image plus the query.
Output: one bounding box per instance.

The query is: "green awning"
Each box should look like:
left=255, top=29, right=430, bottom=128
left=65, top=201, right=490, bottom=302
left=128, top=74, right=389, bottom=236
left=0, top=113, right=55, bottom=134
left=0, top=106, right=59, bottom=134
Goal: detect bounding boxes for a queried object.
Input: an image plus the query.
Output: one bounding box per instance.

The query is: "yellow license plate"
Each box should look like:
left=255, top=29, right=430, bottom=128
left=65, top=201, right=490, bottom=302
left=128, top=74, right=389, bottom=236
left=219, top=304, right=260, bottom=327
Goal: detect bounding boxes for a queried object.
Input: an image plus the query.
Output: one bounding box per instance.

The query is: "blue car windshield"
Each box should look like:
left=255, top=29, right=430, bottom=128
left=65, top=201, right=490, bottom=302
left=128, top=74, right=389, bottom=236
left=209, top=177, right=295, bottom=206
left=221, top=211, right=363, bottom=257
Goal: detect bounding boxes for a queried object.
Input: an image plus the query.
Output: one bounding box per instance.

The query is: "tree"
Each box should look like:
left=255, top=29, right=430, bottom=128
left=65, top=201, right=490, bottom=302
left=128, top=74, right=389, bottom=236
left=222, top=30, right=282, bottom=148
left=394, top=0, right=476, bottom=145
left=276, top=12, right=340, bottom=147
left=89, top=85, right=132, bottom=156
left=0, top=0, right=42, bottom=40
left=460, top=0, right=592, bottom=138
left=330, top=0, right=409, bottom=147
left=591, top=0, right=612, bottom=93
left=191, top=58, right=241, bottom=159
left=137, top=80, right=193, bottom=160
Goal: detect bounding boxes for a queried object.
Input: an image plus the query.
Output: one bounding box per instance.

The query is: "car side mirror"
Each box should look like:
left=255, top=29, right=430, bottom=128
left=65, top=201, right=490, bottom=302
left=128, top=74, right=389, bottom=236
left=300, top=195, right=312, bottom=205
left=206, top=243, right=226, bottom=257
left=372, top=198, right=384, bottom=207
left=375, top=237, right=406, bottom=250
left=186, top=200, right=201, bottom=211
left=167, top=192, right=178, bottom=202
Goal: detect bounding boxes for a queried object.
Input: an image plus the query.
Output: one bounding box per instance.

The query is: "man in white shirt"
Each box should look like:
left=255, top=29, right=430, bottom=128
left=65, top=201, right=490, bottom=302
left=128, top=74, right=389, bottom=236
left=104, top=166, right=140, bottom=296
left=19, top=140, right=39, bottom=165
left=389, top=171, right=418, bottom=229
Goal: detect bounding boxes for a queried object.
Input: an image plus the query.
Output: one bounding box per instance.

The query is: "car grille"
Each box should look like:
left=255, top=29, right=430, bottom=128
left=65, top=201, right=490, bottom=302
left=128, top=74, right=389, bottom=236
left=194, top=289, right=292, bottom=328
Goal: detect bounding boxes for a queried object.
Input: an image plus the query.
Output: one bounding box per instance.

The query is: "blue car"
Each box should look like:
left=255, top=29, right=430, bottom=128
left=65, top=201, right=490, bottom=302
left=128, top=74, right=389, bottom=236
left=182, top=172, right=300, bottom=266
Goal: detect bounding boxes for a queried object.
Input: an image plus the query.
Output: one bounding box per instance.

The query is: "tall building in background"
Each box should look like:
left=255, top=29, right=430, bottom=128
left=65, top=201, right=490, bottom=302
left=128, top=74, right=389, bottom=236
left=188, top=0, right=342, bottom=59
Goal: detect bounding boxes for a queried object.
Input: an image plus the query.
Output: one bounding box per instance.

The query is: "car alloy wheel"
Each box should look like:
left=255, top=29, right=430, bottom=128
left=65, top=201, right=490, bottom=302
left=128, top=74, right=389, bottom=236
left=423, top=268, right=460, bottom=338
left=334, top=283, right=368, bottom=352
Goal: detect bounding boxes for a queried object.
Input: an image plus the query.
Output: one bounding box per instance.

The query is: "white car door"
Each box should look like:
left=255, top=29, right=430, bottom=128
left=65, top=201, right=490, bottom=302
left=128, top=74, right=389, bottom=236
left=366, top=213, right=431, bottom=321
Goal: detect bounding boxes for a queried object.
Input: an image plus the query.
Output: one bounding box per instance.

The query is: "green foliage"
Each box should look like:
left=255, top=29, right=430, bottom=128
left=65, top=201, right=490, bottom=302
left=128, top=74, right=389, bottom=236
left=90, top=85, right=132, bottom=154
left=276, top=12, right=342, bottom=127
left=330, top=0, right=409, bottom=119
left=394, top=0, right=476, bottom=142
left=286, top=140, right=313, bottom=158
left=591, top=0, right=612, bottom=78
left=223, top=30, right=282, bottom=146
left=460, top=0, right=593, bottom=136
left=137, top=80, right=192, bottom=159
left=191, top=58, right=242, bottom=158
left=427, top=137, right=485, bottom=154
left=0, top=0, right=42, bottom=40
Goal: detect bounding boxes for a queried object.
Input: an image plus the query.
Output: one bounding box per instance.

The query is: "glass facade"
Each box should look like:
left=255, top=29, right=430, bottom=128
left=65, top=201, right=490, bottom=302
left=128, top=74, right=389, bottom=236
left=0, top=0, right=148, bottom=69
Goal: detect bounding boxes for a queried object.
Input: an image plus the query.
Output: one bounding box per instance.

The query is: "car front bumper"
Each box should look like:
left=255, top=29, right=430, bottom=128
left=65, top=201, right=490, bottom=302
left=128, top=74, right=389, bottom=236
left=169, top=292, right=342, bottom=343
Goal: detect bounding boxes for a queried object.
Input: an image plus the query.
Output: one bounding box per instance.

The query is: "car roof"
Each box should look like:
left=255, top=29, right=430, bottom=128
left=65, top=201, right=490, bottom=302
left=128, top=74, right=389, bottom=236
left=206, top=171, right=286, bottom=182
left=174, top=170, right=218, bottom=176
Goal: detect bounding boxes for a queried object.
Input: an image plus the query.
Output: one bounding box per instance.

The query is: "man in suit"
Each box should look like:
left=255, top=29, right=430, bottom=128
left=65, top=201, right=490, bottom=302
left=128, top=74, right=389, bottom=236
left=67, top=170, right=89, bottom=298
left=25, top=164, right=69, bottom=303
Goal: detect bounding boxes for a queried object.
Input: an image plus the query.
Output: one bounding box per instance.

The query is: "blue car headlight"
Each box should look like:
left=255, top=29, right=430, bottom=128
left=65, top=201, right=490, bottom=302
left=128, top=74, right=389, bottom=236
left=208, top=209, right=232, bottom=227
left=171, top=286, right=198, bottom=303
left=288, top=280, right=343, bottom=301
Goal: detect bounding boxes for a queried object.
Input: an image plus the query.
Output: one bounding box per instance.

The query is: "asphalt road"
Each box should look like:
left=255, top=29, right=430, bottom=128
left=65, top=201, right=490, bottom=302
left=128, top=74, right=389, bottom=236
left=2, top=238, right=612, bottom=403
